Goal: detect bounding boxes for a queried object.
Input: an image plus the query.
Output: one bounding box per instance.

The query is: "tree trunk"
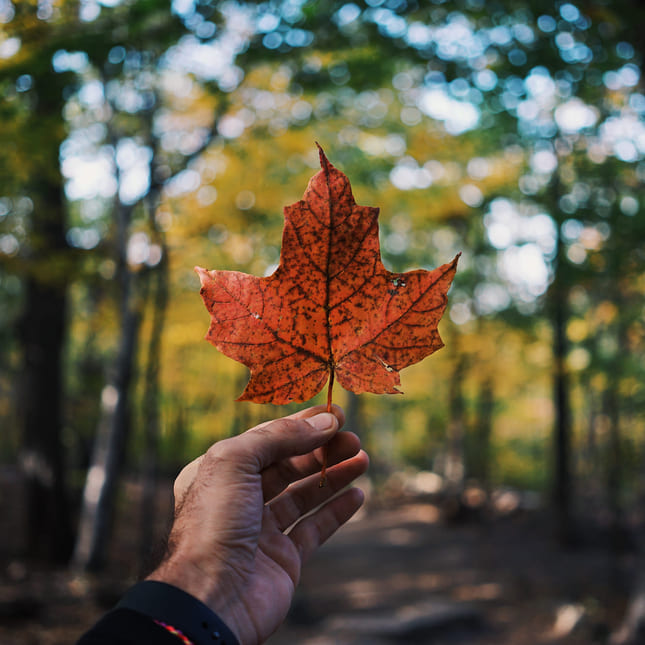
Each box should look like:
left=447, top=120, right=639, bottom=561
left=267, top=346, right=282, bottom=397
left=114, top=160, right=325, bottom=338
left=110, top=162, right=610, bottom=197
left=138, top=248, right=169, bottom=574
left=604, top=382, right=626, bottom=549
left=603, top=278, right=630, bottom=551
left=583, top=378, right=599, bottom=484
left=18, top=80, right=73, bottom=561
left=19, top=274, right=72, bottom=562
left=72, top=164, right=141, bottom=569
left=551, top=226, right=575, bottom=546
left=471, top=378, right=494, bottom=489
left=445, top=354, right=467, bottom=488
left=71, top=278, right=142, bottom=570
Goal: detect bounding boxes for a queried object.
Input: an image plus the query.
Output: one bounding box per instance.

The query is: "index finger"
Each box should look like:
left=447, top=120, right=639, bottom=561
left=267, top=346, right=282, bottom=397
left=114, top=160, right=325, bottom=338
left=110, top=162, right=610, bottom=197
left=172, top=406, right=345, bottom=504
left=230, top=409, right=341, bottom=473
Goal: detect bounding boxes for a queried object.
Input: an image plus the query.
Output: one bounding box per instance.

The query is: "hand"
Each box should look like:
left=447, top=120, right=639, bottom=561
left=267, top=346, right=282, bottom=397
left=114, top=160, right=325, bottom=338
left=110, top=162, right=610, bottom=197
left=148, top=405, right=369, bottom=645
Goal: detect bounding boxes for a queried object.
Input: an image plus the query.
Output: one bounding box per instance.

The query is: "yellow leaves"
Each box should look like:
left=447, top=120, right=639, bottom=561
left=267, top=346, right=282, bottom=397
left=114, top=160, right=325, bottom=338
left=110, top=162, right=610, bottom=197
left=566, top=348, right=591, bottom=372
left=397, top=407, right=432, bottom=460
left=595, top=300, right=618, bottom=324
left=567, top=318, right=588, bottom=343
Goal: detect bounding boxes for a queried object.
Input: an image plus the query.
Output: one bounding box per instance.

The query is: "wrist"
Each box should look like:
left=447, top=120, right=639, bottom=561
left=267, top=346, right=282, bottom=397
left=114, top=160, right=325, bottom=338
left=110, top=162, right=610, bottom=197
left=147, top=558, right=249, bottom=644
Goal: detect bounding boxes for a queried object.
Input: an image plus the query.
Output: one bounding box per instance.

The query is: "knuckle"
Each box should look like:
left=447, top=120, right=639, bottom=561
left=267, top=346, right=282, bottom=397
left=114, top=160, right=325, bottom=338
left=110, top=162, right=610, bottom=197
left=205, top=437, right=237, bottom=461
left=256, top=417, right=301, bottom=437
left=197, top=440, right=240, bottom=475
left=245, top=417, right=304, bottom=453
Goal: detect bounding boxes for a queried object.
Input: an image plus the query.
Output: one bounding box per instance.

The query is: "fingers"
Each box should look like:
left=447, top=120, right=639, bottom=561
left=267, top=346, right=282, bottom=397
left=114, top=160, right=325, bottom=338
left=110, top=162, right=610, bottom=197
left=261, top=430, right=361, bottom=502
left=288, top=486, right=366, bottom=564
left=172, top=406, right=347, bottom=506
left=255, top=404, right=345, bottom=432
left=267, top=449, right=369, bottom=532
left=223, top=408, right=343, bottom=474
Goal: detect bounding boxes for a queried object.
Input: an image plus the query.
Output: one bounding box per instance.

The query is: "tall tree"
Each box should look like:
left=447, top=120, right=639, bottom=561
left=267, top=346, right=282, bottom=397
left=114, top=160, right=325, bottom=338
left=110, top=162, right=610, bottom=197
left=0, top=2, right=79, bottom=562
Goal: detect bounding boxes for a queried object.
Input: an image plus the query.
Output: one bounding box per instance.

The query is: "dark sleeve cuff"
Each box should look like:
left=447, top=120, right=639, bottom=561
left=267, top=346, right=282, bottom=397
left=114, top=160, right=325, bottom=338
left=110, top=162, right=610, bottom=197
left=116, top=580, right=240, bottom=645
left=77, top=608, right=184, bottom=644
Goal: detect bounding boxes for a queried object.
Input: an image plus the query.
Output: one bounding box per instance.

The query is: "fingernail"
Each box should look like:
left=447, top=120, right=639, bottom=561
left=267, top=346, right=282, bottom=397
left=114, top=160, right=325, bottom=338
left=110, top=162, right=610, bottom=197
left=306, top=413, right=337, bottom=433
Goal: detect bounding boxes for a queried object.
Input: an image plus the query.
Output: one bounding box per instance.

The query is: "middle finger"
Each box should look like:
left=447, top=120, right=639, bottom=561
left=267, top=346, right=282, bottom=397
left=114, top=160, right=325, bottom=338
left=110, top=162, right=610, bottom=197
left=266, top=448, right=369, bottom=532
left=262, top=430, right=361, bottom=502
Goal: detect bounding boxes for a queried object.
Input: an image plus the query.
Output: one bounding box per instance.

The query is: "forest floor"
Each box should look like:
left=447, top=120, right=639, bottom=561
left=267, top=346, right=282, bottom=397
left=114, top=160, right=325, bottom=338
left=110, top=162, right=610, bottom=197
left=0, top=471, right=642, bottom=645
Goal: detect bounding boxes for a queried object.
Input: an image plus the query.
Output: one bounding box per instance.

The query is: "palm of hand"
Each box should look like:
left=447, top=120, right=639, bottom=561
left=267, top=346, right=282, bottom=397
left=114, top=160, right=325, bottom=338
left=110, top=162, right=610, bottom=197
left=150, top=409, right=368, bottom=645
left=213, top=462, right=360, bottom=645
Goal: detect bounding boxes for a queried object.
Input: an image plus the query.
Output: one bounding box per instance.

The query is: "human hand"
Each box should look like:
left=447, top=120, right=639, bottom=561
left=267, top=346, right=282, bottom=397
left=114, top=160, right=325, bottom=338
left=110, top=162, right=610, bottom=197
left=148, top=405, right=368, bottom=645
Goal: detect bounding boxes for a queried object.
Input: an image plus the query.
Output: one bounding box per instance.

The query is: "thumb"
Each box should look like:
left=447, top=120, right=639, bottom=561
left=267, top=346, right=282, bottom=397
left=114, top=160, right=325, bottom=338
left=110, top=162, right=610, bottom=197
left=216, top=412, right=340, bottom=475
left=172, top=409, right=342, bottom=503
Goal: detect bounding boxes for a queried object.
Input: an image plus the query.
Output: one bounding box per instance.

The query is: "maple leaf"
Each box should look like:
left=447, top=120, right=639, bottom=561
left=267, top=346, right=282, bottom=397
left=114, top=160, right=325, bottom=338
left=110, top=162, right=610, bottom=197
left=196, top=145, right=459, bottom=406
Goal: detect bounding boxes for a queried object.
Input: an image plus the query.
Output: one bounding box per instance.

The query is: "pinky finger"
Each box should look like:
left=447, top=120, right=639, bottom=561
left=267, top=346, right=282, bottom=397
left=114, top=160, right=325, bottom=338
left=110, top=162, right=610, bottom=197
left=288, top=486, right=365, bottom=564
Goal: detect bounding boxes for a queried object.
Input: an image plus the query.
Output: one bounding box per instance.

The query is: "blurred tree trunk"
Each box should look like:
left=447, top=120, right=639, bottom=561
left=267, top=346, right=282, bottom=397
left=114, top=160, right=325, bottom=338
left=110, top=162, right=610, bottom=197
left=550, top=191, right=575, bottom=546
left=168, top=405, right=189, bottom=474
left=19, top=249, right=72, bottom=563
left=72, top=249, right=142, bottom=569
left=72, top=146, right=142, bottom=569
left=604, top=249, right=630, bottom=551
left=72, top=293, right=142, bottom=570
left=17, top=76, right=73, bottom=563
left=471, top=378, right=494, bottom=489
left=582, top=376, right=599, bottom=485
left=445, top=353, right=467, bottom=488
left=604, top=382, right=625, bottom=548
left=138, top=165, right=169, bottom=571
left=138, top=256, right=168, bottom=574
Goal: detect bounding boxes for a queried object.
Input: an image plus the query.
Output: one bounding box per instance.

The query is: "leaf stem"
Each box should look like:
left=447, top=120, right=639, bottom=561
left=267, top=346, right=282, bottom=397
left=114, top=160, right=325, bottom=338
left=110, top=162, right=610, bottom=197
left=319, top=366, right=335, bottom=487
left=326, top=365, right=335, bottom=413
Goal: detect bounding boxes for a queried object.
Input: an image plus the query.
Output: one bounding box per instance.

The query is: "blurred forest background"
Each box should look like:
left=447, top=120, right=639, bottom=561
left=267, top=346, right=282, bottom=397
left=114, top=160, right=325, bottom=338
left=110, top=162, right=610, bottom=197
left=2, top=0, right=645, bottom=643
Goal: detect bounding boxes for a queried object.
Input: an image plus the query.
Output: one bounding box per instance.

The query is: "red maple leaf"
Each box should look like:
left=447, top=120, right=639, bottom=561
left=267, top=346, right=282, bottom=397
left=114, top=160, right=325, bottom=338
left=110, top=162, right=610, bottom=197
left=196, top=145, right=459, bottom=406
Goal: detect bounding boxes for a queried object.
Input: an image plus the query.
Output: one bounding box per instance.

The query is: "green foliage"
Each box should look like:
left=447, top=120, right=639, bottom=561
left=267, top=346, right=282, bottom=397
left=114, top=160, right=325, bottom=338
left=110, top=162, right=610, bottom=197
left=1, top=0, right=645, bottom=516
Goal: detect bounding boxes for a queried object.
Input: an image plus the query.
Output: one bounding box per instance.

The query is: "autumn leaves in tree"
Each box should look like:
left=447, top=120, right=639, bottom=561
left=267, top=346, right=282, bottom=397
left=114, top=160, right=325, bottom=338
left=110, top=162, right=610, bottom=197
left=196, top=145, right=459, bottom=408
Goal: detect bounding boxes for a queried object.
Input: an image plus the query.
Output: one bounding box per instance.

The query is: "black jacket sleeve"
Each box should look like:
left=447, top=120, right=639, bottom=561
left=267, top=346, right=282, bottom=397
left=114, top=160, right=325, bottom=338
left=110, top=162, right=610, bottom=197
left=77, top=607, right=182, bottom=644
left=76, top=581, right=240, bottom=645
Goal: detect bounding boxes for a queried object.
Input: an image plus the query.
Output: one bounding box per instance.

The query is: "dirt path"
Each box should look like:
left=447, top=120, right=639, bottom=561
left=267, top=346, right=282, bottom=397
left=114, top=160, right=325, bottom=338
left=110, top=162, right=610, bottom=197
left=0, top=487, right=635, bottom=645
left=268, top=499, right=630, bottom=644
